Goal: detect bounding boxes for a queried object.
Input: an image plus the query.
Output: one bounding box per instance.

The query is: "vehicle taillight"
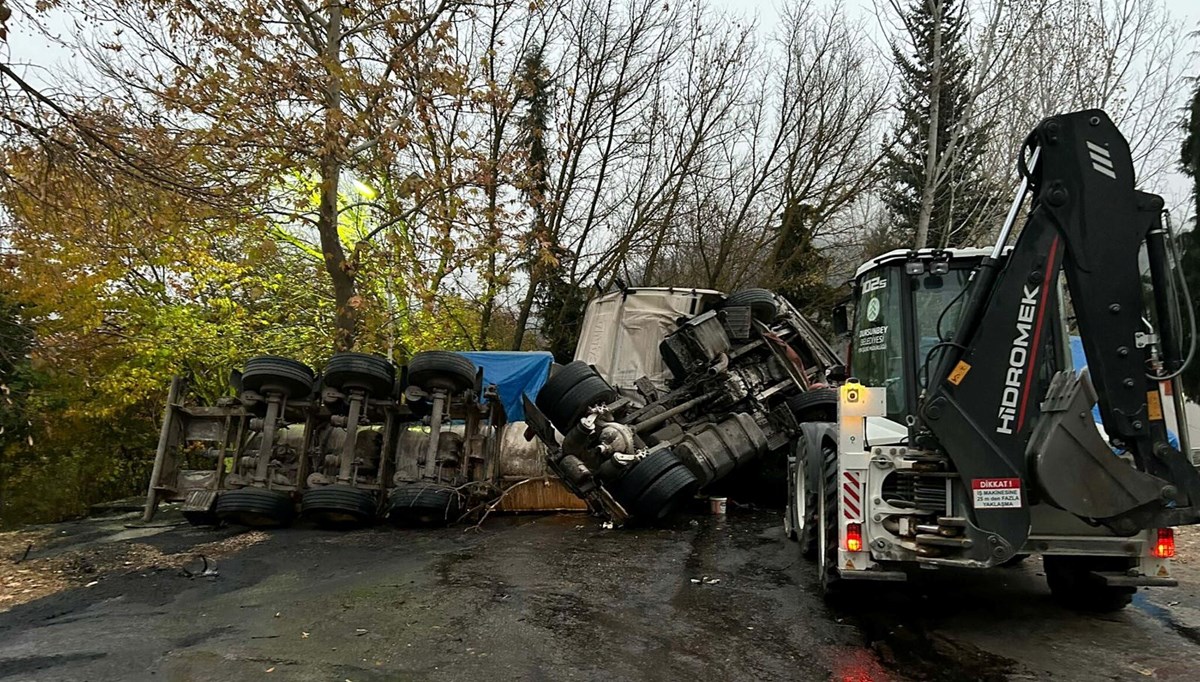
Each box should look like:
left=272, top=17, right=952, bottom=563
left=1152, top=528, right=1175, bottom=559
left=845, top=522, right=863, bottom=552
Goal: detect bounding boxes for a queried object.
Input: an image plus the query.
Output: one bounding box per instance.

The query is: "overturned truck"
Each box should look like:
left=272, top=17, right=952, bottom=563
left=143, top=350, right=581, bottom=528
left=524, top=287, right=844, bottom=524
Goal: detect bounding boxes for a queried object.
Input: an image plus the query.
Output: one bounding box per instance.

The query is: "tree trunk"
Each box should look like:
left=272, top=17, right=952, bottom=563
left=318, top=1, right=357, bottom=351
left=914, top=0, right=944, bottom=250
left=511, top=269, right=539, bottom=350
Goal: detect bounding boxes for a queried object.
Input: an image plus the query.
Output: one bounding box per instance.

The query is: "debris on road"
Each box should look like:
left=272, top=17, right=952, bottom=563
left=0, top=521, right=267, bottom=612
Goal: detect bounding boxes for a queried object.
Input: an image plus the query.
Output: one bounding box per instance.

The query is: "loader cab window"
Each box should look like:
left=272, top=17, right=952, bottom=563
left=913, top=268, right=974, bottom=379
left=851, top=267, right=907, bottom=419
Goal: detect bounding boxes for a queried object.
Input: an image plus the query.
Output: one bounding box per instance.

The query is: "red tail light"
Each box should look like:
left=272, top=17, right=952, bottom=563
left=845, top=522, right=863, bottom=552
left=1153, top=528, right=1175, bottom=559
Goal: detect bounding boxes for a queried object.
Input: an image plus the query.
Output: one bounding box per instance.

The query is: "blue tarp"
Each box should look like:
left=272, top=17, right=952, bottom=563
left=459, top=351, right=554, bottom=422
left=1070, top=336, right=1179, bottom=449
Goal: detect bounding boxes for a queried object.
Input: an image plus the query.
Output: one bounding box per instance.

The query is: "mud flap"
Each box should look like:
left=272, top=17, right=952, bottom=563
left=1030, top=370, right=1171, bottom=529
left=521, top=395, right=559, bottom=448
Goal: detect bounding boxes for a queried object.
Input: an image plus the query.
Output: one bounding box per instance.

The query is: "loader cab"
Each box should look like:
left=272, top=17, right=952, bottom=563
left=847, top=249, right=998, bottom=426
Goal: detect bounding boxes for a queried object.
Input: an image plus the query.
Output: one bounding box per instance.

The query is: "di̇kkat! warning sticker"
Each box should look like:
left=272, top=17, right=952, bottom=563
left=971, top=478, right=1022, bottom=508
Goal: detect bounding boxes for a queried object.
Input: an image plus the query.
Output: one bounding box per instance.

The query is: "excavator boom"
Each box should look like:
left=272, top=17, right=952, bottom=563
left=920, top=110, right=1200, bottom=564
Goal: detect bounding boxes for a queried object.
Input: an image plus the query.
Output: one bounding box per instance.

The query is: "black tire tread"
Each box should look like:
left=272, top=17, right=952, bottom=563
left=819, top=439, right=841, bottom=597
left=407, top=351, right=477, bottom=394
left=1044, top=555, right=1136, bottom=612
left=796, top=433, right=827, bottom=559
left=301, top=485, right=377, bottom=527
left=545, top=376, right=615, bottom=432
left=386, top=484, right=461, bottom=526
left=215, top=488, right=295, bottom=527
left=611, top=450, right=682, bottom=508
left=633, top=465, right=699, bottom=522
left=242, top=356, right=316, bottom=399
left=324, top=353, right=395, bottom=398
left=787, top=388, right=840, bottom=423
left=537, top=361, right=598, bottom=408
left=723, top=288, right=779, bottom=323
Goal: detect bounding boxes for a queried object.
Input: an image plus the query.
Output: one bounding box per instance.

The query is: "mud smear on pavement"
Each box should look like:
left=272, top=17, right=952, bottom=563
left=0, top=652, right=107, bottom=678
left=834, top=591, right=1015, bottom=682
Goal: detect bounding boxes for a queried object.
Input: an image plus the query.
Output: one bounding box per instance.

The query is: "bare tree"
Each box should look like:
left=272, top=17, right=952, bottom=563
left=647, top=0, right=889, bottom=293
left=985, top=0, right=1191, bottom=196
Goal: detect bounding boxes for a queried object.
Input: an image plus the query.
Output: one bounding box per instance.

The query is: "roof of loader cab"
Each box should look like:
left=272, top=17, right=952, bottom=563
left=854, top=247, right=1009, bottom=279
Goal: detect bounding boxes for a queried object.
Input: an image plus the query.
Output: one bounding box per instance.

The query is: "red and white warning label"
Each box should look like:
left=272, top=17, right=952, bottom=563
left=971, top=478, right=1022, bottom=509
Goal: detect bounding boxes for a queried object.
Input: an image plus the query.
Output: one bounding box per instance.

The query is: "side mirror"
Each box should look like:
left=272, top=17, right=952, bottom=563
left=831, top=304, right=850, bottom=337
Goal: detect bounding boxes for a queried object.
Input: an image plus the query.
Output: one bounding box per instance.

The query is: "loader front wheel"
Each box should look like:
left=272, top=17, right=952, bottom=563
left=816, top=438, right=841, bottom=599
left=789, top=426, right=826, bottom=559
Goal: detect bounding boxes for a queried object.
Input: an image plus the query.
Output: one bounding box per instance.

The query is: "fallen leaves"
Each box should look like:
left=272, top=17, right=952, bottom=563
left=0, top=527, right=268, bottom=612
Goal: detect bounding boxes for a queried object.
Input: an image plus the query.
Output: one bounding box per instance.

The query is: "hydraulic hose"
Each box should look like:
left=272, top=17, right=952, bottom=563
left=1146, top=210, right=1196, bottom=382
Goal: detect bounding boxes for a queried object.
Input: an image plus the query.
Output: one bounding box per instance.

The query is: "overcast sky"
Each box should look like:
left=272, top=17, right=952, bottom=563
left=4, top=0, right=1198, bottom=221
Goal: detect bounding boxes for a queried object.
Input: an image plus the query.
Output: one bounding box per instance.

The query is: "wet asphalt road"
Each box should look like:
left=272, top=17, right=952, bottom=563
left=1, top=511, right=1199, bottom=681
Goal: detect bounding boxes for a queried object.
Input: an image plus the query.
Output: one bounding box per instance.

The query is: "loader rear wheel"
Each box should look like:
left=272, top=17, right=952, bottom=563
left=1044, top=555, right=1136, bottom=612
left=301, top=485, right=377, bottom=528
left=215, top=488, right=295, bottom=528
left=816, top=439, right=841, bottom=598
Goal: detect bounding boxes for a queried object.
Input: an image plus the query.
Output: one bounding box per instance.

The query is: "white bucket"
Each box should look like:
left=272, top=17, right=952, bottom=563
left=709, top=497, right=728, bottom=515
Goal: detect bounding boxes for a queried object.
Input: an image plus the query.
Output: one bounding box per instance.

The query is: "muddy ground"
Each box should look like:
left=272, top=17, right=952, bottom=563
left=1, top=510, right=1199, bottom=681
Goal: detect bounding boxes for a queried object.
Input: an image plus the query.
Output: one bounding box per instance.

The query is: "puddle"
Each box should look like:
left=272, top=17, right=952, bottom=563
left=1133, top=593, right=1200, bottom=645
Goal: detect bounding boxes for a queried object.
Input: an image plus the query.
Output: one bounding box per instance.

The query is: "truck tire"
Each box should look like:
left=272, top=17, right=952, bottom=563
left=215, top=488, right=295, bottom=528
left=786, top=388, right=839, bottom=423
left=788, top=425, right=827, bottom=559
left=1044, top=555, right=1136, bottom=612
left=535, top=362, right=616, bottom=431
left=301, top=485, right=377, bottom=528
left=632, top=465, right=699, bottom=522
left=722, top=289, right=778, bottom=323
left=242, top=356, right=315, bottom=399
left=540, top=374, right=616, bottom=434
left=407, top=351, right=477, bottom=394
left=537, top=361, right=597, bottom=407
left=611, top=449, right=684, bottom=508
left=324, top=353, right=395, bottom=398
left=386, top=484, right=461, bottom=527
left=816, top=440, right=842, bottom=598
